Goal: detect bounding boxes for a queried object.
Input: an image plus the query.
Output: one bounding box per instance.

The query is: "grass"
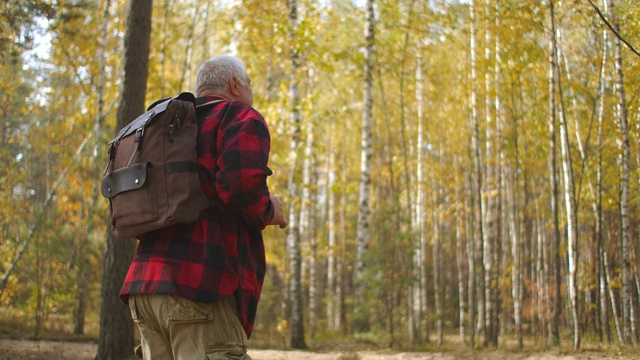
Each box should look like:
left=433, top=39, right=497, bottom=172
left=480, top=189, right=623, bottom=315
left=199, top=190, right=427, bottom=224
left=0, top=312, right=98, bottom=343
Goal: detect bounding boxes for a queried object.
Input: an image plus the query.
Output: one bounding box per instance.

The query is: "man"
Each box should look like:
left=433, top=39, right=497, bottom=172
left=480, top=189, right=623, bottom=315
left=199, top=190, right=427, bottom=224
left=120, top=55, right=288, bottom=360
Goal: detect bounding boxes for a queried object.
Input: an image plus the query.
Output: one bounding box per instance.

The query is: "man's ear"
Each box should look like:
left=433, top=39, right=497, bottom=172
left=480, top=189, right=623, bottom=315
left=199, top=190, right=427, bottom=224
left=229, top=76, right=240, bottom=97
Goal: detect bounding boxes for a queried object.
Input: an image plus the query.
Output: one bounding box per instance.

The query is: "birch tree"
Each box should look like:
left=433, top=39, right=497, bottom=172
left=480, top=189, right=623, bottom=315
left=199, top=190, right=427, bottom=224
left=285, top=0, right=306, bottom=349
left=326, top=138, right=338, bottom=331
left=483, top=0, right=499, bottom=346
left=354, top=0, right=375, bottom=334
left=550, top=4, right=580, bottom=349
left=597, top=46, right=609, bottom=342
left=606, top=0, right=632, bottom=345
left=300, top=118, right=317, bottom=340
left=547, top=0, right=561, bottom=346
left=468, top=0, right=487, bottom=347
left=414, top=53, right=428, bottom=345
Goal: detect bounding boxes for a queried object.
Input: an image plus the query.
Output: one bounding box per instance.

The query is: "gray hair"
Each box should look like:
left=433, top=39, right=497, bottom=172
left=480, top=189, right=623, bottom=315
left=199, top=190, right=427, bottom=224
left=195, top=55, right=247, bottom=96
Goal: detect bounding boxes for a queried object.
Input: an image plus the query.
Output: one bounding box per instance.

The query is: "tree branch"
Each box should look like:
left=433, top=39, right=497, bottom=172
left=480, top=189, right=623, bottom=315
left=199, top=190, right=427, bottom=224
left=586, top=0, right=640, bottom=59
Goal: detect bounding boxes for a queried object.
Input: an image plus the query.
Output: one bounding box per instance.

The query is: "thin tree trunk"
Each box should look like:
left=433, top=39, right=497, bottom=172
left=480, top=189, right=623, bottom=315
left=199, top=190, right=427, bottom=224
left=326, top=139, right=337, bottom=332
left=354, top=0, right=375, bottom=334
left=286, top=0, right=306, bottom=349
left=301, top=118, right=317, bottom=340
left=552, top=6, right=580, bottom=349
left=483, top=0, right=498, bottom=346
left=432, top=154, right=443, bottom=346
left=494, top=2, right=507, bottom=344
left=74, top=0, right=112, bottom=336
left=337, top=144, right=347, bottom=332
left=633, top=260, right=640, bottom=343
left=604, top=250, right=624, bottom=342
left=470, top=0, right=487, bottom=346
left=159, top=0, right=171, bottom=95
left=73, top=254, right=89, bottom=335
left=595, top=8, right=608, bottom=344
left=606, top=0, right=632, bottom=344
left=35, top=191, right=52, bottom=338
left=96, top=1, right=152, bottom=358
left=412, top=31, right=425, bottom=351
left=508, top=128, right=523, bottom=350
left=378, top=61, right=401, bottom=349
left=455, top=156, right=466, bottom=341
left=547, top=0, right=561, bottom=346
left=535, top=202, right=547, bottom=344
left=417, top=56, right=430, bottom=344
left=557, top=14, right=610, bottom=344
left=201, top=1, right=210, bottom=64
left=178, top=0, right=202, bottom=90
left=466, top=166, right=477, bottom=348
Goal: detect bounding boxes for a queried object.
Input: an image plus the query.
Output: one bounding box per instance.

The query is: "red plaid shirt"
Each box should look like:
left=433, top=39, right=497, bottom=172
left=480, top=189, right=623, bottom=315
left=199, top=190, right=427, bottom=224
left=120, top=96, right=274, bottom=338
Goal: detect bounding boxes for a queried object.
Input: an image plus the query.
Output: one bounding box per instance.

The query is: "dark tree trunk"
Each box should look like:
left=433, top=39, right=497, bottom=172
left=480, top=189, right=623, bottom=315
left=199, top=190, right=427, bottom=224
left=96, top=1, right=152, bottom=359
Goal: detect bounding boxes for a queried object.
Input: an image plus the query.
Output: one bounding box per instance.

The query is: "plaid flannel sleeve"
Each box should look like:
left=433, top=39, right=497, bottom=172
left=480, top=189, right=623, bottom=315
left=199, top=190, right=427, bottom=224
left=216, top=107, right=274, bottom=229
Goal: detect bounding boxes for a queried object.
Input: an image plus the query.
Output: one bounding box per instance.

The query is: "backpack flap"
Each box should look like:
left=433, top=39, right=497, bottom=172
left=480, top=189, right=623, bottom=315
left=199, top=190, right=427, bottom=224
left=109, top=94, right=197, bottom=147
left=111, top=104, right=163, bottom=145
left=101, top=162, right=150, bottom=198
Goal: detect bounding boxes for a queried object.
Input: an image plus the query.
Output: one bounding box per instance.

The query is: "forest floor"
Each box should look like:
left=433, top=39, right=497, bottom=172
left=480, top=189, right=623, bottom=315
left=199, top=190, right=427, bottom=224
left=1, top=337, right=640, bottom=360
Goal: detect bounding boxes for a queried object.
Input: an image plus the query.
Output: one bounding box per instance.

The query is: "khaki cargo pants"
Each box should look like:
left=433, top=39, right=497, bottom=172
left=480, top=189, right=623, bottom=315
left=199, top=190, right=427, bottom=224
left=129, top=294, right=252, bottom=360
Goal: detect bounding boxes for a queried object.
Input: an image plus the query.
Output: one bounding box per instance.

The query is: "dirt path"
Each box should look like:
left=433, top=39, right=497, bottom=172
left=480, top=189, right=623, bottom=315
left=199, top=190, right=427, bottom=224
left=1, top=339, right=638, bottom=360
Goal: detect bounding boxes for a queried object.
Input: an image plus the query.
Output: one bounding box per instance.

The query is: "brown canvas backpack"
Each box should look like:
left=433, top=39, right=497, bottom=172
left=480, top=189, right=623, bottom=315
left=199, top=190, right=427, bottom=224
left=101, top=92, right=220, bottom=239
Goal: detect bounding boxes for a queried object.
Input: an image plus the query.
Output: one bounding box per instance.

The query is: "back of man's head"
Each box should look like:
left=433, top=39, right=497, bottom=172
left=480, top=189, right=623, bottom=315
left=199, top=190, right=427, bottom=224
left=196, top=55, right=246, bottom=97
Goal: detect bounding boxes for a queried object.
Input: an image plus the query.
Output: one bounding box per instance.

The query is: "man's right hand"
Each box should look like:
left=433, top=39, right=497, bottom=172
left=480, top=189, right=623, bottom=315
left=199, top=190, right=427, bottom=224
left=269, top=195, right=288, bottom=229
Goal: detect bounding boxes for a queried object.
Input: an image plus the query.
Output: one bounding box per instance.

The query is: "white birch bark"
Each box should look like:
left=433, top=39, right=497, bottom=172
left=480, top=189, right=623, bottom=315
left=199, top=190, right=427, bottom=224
left=336, top=153, right=347, bottom=331
left=326, top=142, right=337, bottom=331
left=535, top=206, right=547, bottom=343
left=595, top=11, right=608, bottom=344
left=482, top=0, right=497, bottom=345
left=552, top=16, right=581, bottom=350
left=604, top=250, right=624, bottom=342
left=494, top=2, right=509, bottom=343
left=606, top=0, right=632, bottom=344
left=507, top=125, right=523, bottom=349
left=286, top=0, right=306, bottom=349
left=414, top=53, right=427, bottom=344
left=354, top=0, right=375, bottom=333
left=300, top=118, right=316, bottom=340
left=547, top=0, right=561, bottom=345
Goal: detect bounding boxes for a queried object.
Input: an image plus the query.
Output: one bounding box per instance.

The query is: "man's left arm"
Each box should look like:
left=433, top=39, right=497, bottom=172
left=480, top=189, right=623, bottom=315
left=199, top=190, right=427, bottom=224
left=216, top=110, right=275, bottom=229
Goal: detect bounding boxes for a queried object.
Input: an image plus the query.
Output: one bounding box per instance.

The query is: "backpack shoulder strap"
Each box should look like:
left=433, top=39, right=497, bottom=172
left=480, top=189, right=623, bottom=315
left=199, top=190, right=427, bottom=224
left=195, top=99, right=232, bottom=126
left=196, top=99, right=224, bottom=109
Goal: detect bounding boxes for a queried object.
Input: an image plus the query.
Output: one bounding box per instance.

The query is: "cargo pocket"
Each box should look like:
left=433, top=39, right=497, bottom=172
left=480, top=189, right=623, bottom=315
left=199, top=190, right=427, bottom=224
left=167, top=296, right=213, bottom=323
left=204, top=343, right=251, bottom=360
